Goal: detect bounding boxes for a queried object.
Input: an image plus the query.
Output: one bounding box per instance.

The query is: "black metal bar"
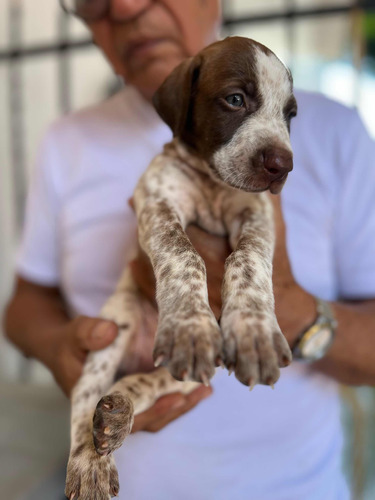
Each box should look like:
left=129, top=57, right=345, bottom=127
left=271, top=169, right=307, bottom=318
left=8, top=0, right=26, bottom=230
left=8, top=0, right=32, bottom=383
left=223, top=4, right=373, bottom=27
left=1, top=3, right=374, bottom=62
left=285, top=0, right=296, bottom=72
left=57, top=10, right=72, bottom=113
left=0, top=38, right=93, bottom=61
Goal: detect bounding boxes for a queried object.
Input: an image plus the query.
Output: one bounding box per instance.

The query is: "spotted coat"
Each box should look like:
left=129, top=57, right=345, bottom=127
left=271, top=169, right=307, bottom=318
left=65, top=36, right=296, bottom=500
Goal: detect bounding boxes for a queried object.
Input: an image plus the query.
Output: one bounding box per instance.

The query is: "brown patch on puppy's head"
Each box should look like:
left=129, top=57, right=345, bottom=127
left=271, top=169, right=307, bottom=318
left=153, top=36, right=297, bottom=194
left=152, top=55, right=201, bottom=145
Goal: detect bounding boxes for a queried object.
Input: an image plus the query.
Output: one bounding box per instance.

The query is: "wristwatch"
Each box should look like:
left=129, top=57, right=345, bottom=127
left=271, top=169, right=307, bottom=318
left=292, top=297, right=337, bottom=361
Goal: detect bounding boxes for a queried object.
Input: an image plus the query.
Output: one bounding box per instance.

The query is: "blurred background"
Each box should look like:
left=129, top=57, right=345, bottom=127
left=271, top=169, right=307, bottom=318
left=0, top=0, right=374, bottom=498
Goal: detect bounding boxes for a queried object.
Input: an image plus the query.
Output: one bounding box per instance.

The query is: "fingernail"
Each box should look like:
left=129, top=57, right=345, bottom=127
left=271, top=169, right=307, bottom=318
left=91, top=321, right=113, bottom=340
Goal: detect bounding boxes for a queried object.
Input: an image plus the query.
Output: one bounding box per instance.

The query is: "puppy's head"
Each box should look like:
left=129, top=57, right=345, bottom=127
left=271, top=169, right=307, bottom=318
left=153, top=36, right=297, bottom=194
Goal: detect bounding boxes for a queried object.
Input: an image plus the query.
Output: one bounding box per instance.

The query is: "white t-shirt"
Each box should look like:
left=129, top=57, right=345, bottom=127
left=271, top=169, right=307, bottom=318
left=17, top=85, right=375, bottom=500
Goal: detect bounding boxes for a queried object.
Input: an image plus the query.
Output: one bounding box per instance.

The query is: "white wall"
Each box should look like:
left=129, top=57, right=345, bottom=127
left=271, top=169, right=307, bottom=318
left=0, top=2, right=114, bottom=383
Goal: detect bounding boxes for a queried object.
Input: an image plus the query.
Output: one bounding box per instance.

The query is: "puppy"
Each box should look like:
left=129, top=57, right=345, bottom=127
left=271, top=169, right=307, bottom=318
left=65, top=36, right=297, bottom=500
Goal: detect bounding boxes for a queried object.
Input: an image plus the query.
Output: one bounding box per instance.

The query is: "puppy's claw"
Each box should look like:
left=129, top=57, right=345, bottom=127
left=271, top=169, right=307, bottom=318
left=154, top=355, right=165, bottom=367
left=216, top=356, right=225, bottom=369
left=200, top=372, right=210, bottom=387
left=249, top=380, right=256, bottom=392
left=282, top=354, right=292, bottom=367
left=228, top=366, right=234, bottom=376
left=266, top=377, right=276, bottom=389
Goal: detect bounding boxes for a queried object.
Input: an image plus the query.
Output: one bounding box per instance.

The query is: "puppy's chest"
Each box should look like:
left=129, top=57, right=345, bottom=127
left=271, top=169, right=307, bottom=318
left=192, top=173, right=229, bottom=236
left=139, top=155, right=231, bottom=236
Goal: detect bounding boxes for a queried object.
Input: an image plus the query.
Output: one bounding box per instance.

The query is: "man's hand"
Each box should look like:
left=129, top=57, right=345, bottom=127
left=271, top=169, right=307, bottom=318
left=4, top=278, right=119, bottom=398
left=132, top=385, right=212, bottom=433
left=52, top=316, right=118, bottom=397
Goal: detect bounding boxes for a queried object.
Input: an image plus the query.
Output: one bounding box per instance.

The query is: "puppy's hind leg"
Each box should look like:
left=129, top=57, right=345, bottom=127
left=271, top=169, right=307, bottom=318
left=65, top=268, right=140, bottom=500
left=92, top=367, right=199, bottom=456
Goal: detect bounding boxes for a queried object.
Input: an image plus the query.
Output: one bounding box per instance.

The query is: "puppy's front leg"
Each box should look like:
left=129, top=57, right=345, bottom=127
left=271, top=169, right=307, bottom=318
left=221, top=194, right=292, bottom=388
left=137, top=199, right=222, bottom=384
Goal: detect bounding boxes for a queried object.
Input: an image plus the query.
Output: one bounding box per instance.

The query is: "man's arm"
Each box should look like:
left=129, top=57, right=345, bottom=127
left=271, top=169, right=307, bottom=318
left=315, top=299, right=375, bottom=384
left=4, top=277, right=119, bottom=395
left=274, top=274, right=375, bottom=385
left=271, top=195, right=375, bottom=386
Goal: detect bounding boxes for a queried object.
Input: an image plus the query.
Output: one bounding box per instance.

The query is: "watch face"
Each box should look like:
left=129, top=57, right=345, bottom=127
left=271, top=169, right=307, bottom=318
left=301, top=326, right=332, bottom=360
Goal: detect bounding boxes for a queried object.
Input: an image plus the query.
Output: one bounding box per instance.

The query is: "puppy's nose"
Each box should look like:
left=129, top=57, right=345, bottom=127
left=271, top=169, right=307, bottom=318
left=262, top=147, right=293, bottom=181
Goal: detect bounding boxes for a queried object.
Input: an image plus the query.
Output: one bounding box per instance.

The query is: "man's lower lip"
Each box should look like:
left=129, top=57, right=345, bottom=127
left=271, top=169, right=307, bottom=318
left=126, top=39, right=165, bottom=59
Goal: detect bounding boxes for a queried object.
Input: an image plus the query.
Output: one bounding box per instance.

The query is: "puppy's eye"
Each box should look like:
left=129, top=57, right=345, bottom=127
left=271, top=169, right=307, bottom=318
left=225, top=94, right=244, bottom=108
left=288, top=110, right=297, bottom=121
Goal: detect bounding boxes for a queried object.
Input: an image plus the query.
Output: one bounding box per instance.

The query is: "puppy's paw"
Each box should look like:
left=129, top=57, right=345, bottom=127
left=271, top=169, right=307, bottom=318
left=65, top=445, right=119, bottom=499
left=93, top=392, right=134, bottom=456
left=153, top=311, right=222, bottom=384
left=221, top=309, right=292, bottom=388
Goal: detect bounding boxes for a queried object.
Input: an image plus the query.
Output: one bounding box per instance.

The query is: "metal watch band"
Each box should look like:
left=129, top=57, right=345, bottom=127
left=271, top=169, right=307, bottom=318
left=315, top=297, right=337, bottom=326
left=292, top=297, right=337, bottom=361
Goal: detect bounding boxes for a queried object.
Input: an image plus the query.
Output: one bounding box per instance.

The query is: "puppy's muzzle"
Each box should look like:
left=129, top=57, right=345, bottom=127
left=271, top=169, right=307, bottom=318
left=254, top=146, right=293, bottom=194
left=261, top=147, right=293, bottom=179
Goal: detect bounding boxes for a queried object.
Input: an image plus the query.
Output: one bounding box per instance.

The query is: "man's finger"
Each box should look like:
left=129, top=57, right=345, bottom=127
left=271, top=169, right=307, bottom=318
left=127, top=197, right=135, bottom=210
left=131, top=392, right=186, bottom=433
left=184, top=384, right=213, bottom=407
left=146, top=386, right=213, bottom=432
left=75, top=318, right=118, bottom=352
left=132, top=385, right=212, bottom=433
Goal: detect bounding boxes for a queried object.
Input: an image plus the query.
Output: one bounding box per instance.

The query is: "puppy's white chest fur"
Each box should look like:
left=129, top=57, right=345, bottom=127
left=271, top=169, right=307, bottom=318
left=134, top=139, right=256, bottom=237
left=175, top=163, right=229, bottom=236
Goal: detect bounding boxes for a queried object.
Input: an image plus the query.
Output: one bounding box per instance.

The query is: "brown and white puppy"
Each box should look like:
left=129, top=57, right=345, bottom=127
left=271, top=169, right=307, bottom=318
left=154, top=36, right=296, bottom=195
left=65, top=36, right=297, bottom=500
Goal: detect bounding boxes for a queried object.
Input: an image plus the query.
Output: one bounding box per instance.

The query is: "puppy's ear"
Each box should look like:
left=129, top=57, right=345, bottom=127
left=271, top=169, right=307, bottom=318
left=152, top=56, right=201, bottom=140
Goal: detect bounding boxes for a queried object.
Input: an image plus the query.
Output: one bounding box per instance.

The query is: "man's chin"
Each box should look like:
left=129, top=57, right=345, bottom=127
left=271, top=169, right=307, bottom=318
left=122, top=50, right=184, bottom=98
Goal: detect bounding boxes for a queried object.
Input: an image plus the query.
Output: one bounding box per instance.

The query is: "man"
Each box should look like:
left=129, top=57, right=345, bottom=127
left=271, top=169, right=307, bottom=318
left=5, top=1, right=375, bottom=498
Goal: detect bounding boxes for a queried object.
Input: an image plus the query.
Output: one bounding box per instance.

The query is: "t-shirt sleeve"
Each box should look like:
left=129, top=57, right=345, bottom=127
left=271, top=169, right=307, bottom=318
left=16, top=128, right=62, bottom=286
left=334, top=111, right=375, bottom=298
